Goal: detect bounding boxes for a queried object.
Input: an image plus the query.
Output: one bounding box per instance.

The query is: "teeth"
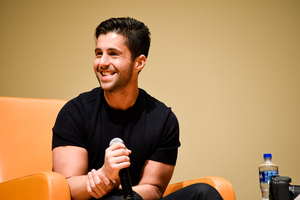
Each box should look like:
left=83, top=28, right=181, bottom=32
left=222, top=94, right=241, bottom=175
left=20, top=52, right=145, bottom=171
left=102, top=71, right=113, bottom=76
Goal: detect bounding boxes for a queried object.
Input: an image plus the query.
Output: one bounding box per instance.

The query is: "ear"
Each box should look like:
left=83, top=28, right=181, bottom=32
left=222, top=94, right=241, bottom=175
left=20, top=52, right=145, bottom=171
left=134, top=55, right=147, bottom=73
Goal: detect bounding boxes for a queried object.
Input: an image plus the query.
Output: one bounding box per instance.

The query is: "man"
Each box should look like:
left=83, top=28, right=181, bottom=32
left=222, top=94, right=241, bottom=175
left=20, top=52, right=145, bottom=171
left=52, top=17, right=223, bottom=200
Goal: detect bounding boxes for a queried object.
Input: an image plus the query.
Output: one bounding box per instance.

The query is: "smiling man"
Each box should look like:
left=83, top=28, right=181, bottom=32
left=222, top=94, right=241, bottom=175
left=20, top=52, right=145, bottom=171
left=94, top=31, right=141, bottom=110
left=52, top=17, right=223, bottom=200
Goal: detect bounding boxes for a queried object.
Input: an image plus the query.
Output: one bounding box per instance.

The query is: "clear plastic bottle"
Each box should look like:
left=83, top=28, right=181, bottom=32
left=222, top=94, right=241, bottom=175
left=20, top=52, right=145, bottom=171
left=259, top=153, right=278, bottom=200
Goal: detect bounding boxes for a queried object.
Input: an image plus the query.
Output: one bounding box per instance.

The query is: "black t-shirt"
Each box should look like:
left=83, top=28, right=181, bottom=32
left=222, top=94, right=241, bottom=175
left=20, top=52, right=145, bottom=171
left=52, top=87, right=180, bottom=186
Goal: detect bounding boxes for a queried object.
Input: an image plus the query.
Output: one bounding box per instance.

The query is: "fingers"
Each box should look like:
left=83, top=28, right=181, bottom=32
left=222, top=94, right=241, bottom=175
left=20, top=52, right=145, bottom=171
left=103, top=143, right=132, bottom=180
left=108, top=142, right=132, bottom=156
left=87, top=169, right=103, bottom=199
left=87, top=169, right=113, bottom=199
left=108, top=152, right=131, bottom=167
left=86, top=143, right=131, bottom=198
left=106, top=143, right=132, bottom=165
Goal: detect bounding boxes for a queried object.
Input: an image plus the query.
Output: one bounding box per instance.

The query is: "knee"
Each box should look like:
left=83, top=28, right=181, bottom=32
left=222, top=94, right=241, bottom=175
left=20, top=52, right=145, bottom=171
left=186, top=183, right=223, bottom=200
left=190, top=183, right=215, bottom=193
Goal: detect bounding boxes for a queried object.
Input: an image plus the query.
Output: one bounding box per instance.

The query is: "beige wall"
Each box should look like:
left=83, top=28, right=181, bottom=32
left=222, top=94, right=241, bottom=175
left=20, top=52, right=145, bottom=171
left=1, top=1, right=300, bottom=199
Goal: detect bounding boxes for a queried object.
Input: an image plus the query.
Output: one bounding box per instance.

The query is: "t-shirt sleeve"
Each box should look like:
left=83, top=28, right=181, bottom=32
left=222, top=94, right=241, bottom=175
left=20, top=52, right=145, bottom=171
left=149, top=110, right=181, bottom=165
left=52, top=99, right=87, bottom=150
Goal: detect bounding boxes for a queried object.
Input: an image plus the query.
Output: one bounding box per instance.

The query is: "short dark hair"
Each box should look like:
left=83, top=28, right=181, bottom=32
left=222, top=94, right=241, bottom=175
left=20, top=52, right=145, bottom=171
left=95, top=17, right=151, bottom=60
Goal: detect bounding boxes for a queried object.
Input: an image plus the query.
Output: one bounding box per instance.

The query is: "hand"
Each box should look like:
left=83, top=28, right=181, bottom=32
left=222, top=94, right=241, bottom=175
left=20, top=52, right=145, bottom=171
left=103, top=142, right=132, bottom=181
left=86, top=142, right=131, bottom=199
left=86, top=168, right=119, bottom=199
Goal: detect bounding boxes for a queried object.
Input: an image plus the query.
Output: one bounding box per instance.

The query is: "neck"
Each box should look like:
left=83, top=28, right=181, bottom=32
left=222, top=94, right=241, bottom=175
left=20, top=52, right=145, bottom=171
left=104, top=87, right=139, bottom=111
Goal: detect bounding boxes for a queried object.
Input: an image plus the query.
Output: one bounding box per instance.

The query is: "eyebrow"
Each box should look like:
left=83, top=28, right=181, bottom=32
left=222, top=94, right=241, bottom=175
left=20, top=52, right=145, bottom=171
left=94, top=47, right=101, bottom=53
left=94, top=47, right=122, bottom=53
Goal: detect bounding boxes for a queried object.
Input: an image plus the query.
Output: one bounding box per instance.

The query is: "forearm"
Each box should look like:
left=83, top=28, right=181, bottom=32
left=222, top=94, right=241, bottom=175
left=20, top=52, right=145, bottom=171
left=66, top=169, right=120, bottom=200
left=67, top=175, right=92, bottom=200
left=133, top=184, right=163, bottom=200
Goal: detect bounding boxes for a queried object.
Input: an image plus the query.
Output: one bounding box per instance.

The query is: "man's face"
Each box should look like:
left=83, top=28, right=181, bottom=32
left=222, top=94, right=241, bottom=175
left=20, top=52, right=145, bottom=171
left=93, top=32, right=135, bottom=93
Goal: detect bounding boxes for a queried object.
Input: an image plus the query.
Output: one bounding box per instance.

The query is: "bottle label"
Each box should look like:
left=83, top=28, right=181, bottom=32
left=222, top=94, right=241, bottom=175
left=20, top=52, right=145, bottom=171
left=259, top=170, right=278, bottom=183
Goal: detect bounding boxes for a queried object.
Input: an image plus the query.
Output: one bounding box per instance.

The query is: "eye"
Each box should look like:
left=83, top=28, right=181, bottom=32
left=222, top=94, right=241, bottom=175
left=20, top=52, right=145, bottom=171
left=109, top=51, right=119, bottom=56
left=95, top=51, right=102, bottom=57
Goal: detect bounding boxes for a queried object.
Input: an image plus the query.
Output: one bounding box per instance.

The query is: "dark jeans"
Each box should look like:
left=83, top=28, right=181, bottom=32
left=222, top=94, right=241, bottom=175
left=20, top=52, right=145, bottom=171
left=99, top=183, right=223, bottom=200
left=162, top=183, right=223, bottom=200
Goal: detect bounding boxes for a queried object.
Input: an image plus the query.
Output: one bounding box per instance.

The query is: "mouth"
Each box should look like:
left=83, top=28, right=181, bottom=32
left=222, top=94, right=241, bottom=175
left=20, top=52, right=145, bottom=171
left=99, top=70, right=116, bottom=81
left=101, top=71, right=115, bottom=76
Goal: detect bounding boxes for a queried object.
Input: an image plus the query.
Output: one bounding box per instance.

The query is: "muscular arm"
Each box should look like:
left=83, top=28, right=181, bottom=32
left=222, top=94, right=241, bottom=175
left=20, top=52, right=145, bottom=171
left=53, top=146, right=174, bottom=200
left=133, top=160, right=175, bottom=200
left=53, top=143, right=131, bottom=200
left=53, top=146, right=91, bottom=200
left=53, top=146, right=120, bottom=200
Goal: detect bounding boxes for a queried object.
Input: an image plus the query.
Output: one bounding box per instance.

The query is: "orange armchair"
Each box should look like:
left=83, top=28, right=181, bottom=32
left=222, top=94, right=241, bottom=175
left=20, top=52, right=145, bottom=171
left=0, top=96, right=235, bottom=200
left=0, top=96, right=70, bottom=200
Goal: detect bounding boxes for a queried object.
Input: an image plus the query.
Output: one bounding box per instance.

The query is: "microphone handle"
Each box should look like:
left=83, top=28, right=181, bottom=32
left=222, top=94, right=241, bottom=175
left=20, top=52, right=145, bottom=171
left=119, top=168, right=135, bottom=200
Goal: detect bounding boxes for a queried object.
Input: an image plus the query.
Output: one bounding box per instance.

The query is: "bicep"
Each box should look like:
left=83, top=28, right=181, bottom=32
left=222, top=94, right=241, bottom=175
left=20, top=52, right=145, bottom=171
left=52, top=146, right=89, bottom=178
left=137, top=160, right=174, bottom=195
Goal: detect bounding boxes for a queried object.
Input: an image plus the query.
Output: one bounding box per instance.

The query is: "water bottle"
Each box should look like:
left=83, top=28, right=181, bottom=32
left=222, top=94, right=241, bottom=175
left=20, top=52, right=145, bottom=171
left=259, top=153, right=279, bottom=200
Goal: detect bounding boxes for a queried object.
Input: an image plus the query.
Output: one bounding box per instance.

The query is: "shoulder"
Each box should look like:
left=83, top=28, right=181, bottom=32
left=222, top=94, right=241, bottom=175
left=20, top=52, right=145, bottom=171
left=138, top=88, right=178, bottom=123
left=55, top=87, right=103, bottom=123
left=139, top=89, right=170, bottom=111
left=71, top=87, right=102, bottom=105
left=64, top=87, right=102, bottom=110
left=53, top=88, right=103, bottom=144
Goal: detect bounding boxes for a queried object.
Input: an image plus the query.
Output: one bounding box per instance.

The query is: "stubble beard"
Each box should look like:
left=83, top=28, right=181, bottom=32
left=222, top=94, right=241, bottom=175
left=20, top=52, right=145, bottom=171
left=97, top=64, right=134, bottom=93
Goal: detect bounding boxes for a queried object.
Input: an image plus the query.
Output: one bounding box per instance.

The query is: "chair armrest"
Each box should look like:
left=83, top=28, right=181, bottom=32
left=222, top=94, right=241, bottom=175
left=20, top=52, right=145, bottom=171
left=164, top=176, right=236, bottom=200
left=0, top=171, right=71, bottom=200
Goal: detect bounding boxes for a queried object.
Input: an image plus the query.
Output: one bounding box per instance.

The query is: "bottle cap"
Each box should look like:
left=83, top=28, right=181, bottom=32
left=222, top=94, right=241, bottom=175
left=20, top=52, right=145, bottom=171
left=264, top=153, right=272, bottom=158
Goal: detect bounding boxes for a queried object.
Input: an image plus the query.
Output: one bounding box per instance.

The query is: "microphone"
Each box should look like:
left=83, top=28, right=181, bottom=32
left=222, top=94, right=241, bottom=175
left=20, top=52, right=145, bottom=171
left=109, top=138, right=134, bottom=200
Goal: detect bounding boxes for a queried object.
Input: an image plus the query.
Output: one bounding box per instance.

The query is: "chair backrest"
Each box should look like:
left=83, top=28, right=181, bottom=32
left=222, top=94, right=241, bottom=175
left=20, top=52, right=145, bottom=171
left=0, top=96, right=67, bottom=182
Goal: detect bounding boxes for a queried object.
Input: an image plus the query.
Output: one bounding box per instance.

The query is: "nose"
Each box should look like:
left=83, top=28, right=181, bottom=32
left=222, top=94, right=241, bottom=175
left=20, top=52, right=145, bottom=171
left=99, top=53, right=110, bottom=69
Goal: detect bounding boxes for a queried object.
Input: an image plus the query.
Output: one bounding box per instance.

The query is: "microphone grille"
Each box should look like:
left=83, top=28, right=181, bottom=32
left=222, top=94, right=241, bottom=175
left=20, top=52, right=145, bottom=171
left=109, top=137, right=124, bottom=146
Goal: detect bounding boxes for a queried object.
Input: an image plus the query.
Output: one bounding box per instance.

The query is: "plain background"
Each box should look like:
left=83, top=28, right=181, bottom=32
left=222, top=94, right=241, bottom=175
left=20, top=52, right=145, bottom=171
left=1, top=1, right=299, bottom=199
